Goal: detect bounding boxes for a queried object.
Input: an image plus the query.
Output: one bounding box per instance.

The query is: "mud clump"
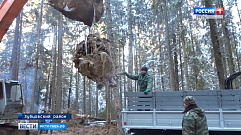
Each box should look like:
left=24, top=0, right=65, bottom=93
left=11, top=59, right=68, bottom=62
left=73, top=34, right=116, bottom=88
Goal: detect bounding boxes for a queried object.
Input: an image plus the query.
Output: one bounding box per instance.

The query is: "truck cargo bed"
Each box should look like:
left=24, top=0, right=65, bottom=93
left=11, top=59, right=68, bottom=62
left=122, top=90, right=241, bottom=134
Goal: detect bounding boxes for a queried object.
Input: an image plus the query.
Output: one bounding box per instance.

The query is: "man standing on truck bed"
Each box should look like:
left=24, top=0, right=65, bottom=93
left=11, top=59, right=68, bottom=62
left=182, top=96, right=209, bottom=135
left=119, top=66, right=153, bottom=94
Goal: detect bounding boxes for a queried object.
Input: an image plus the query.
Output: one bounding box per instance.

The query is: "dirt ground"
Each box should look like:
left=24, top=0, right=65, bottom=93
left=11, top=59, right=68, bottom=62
left=31, top=124, right=124, bottom=135
left=30, top=110, right=124, bottom=135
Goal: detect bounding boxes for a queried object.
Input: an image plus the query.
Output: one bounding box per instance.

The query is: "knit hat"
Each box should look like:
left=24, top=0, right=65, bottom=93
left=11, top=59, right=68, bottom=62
left=141, top=66, right=148, bottom=72
left=183, top=96, right=196, bottom=105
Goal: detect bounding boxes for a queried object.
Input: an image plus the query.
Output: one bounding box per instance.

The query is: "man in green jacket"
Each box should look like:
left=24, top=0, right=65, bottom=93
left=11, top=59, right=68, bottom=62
left=182, top=96, right=209, bottom=135
left=120, top=66, right=153, bottom=94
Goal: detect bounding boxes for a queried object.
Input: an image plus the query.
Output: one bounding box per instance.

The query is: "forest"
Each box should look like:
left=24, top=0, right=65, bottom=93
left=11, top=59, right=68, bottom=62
left=0, top=0, right=240, bottom=132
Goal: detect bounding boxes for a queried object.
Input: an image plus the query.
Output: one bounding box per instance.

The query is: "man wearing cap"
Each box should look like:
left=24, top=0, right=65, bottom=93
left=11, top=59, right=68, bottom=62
left=182, top=96, right=209, bottom=135
left=119, top=66, right=153, bottom=94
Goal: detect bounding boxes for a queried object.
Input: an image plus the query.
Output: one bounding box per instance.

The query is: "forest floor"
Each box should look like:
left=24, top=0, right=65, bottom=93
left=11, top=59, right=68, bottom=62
left=30, top=124, right=124, bottom=135
left=55, top=124, right=123, bottom=135
left=30, top=110, right=124, bottom=135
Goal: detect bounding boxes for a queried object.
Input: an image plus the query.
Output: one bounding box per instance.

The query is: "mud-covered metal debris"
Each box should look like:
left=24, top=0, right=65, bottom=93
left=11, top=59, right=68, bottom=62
left=73, top=34, right=116, bottom=88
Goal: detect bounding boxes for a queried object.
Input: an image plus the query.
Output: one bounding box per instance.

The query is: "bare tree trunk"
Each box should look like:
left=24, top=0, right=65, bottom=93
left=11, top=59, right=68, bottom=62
left=31, top=0, right=43, bottom=113
left=11, top=14, right=20, bottom=80
left=234, top=0, right=241, bottom=23
left=23, top=70, right=28, bottom=112
left=219, top=0, right=235, bottom=75
left=74, top=72, right=79, bottom=112
left=178, top=5, right=190, bottom=90
left=112, top=3, right=123, bottom=130
left=88, top=79, right=91, bottom=115
left=45, top=40, right=54, bottom=110
left=105, top=0, right=115, bottom=123
left=134, top=21, right=138, bottom=92
left=55, top=14, right=63, bottom=113
left=36, top=85, right=40, bottom=112
left=205, top=0, right=225, bottom=89
left=50, top=30, right=57, bottom=113
left=232, top=25, right=240, bottom=71
left=173, top=33, right=179, bottom=91
left=137, top=23, right=140, bottom=91
left=110, top=88, right=113, bottom=120
left=181, top=32, right=190, bottom=90
left=106, top=84, right=111, bottom=124
left=164, top=0, right=175, bottom=91
left=118, top=42, right=123, bottom=109
left=44, top=66, right=51, bottom=110
left=16, top=12, right=22, bottom=76
left=220, top=44, right=228, bottom=77
left=12, top=11, right=22, bottom=81
left=178, top=1, right=184, bottom=91
left=68, top=64, right=73, bottom=109
left=83, top=76, right=86, bottom=114
left=118, top=4, right=125, bottom=107
left=116, top=32, right=123, bottom=131
left=105, top=0, right=115, bottom=64
left=95, top=86, right=98, bottom=117
left=189, top=21, right=199, bottom=90
left=122, top=44, right=126, bottom=94
left=127, top=0, right=133, bottom=92
left=157, top=17, right=165, bottom=91
left=134, top=50, right=137, bottom=92
left=178, top=37, right=184, bottom=90
left=231, top=25, right=240, bottom=88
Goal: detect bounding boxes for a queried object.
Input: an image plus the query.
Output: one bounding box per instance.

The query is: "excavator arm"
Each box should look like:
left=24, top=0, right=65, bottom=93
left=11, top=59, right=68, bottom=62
left=0, top=0, right=28, bottom=42
left=225, top=72, right=241, bottom=89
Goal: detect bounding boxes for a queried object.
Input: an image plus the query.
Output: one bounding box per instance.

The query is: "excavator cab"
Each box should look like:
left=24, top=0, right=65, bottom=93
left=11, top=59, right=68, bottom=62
left=5, top=80, right=23, bottom=104
left=0, top=80, right=28, bottom=135
left=0, top=80, right=24, bottom=119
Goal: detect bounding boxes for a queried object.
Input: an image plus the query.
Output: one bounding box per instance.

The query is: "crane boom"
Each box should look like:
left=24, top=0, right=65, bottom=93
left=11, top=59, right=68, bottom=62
left=0, top=0, right=28, bottom=42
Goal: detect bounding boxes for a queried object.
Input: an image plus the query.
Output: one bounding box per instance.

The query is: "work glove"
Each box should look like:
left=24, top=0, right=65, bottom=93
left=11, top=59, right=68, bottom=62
left=144, top=90, right=150, bottom=95
left=118, top=71, right=127, bottom=75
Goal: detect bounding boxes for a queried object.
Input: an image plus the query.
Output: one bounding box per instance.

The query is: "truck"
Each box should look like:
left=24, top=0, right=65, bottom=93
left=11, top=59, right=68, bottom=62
left=122, top=72, right=241, bottom=135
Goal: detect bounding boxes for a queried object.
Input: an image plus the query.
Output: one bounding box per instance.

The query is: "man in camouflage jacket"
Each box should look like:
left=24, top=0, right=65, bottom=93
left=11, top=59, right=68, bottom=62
left=120, top=66, right=153, bottom=94
left=182, top=96, right=209, bottom=135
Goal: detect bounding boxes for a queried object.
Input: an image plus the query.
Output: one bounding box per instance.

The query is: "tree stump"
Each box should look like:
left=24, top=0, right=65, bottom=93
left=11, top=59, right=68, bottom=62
left=49, top=0, right=104, bottom=26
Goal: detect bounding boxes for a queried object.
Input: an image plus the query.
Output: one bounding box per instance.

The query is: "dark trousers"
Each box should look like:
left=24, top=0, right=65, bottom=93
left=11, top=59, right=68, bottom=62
left=46, top=129, right=53, bottom=134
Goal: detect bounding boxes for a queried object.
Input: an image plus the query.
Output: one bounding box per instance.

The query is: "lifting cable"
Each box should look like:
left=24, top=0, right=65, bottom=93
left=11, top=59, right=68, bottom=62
left=84, top=4, right=96, bottom=56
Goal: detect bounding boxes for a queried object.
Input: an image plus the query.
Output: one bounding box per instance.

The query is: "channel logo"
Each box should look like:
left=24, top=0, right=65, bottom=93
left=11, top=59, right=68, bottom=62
left=18, top=123, right=67, bottom=130
left=194, top=8, right=223, bottom=15
left=18, top=123, right=38, bottom=130
left=193, top=7, right=223, bottom=19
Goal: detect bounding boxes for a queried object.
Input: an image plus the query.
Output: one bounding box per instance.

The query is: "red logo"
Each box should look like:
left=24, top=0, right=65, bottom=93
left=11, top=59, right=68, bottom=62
left=216, top=8, right=223, bottom=15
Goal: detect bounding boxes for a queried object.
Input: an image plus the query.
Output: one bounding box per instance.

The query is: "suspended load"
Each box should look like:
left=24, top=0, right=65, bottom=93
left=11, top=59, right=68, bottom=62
left=73, top=34, right=116, bottom=88
left=49, top=0, right=104, bottom=26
